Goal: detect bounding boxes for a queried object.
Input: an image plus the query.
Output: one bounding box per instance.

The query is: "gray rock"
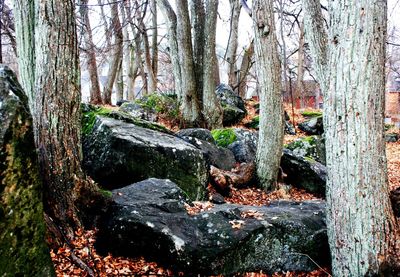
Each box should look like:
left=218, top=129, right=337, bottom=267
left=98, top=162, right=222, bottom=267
left=285, top=136, right=326, bottom=165
left=227, top=128, right=258, bottom=163
left=215, top=84, right=247, bottom=126
left=298, top=116, right=324, bottom=135
left=181, top=136, right=236, bottom=171
left=96, top=178, right=330, bottom=275
left=281, top=149, right=327, bottom=194
left=119, top=102, right=158, bottom=122
left=385, top=133, right=399, bottom=142
left=83, top=116, right=208, bottom=200
left=176, top=128, right=215, bottom=144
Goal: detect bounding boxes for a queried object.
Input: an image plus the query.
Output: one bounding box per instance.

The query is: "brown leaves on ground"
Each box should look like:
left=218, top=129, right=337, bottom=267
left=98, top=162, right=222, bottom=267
left=387, top=141, right=400, bottom=192
left=51, top=229, right=179, bottom=277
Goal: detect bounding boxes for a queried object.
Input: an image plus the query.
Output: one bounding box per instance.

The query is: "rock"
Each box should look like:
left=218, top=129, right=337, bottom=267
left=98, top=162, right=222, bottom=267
left=285, top=121, right=296, bottom=135
left=215, top=84, right=247, bottom=126
left=285, top=136, right=326, bottom=165
left=298, top=116, right=324, bottom=135
left=0, top=66, right=54, bottom=276
left=227, top=128, right=259, bottom=163
left=96, top=178, right=330, bottom=275
left=245, top=115, right=295, bottom=135
left=210, top=193, right=225, bottom=204
left=390, top=187, right=400, bottom=217
left=119, top=102, right=158, bottom=122
left=385, top=133, right=399, bottom=142
left=82, top=116, right=208, bottom=200
left=176, top=128, right=215, bottom=144
left=180, top=136, right=236, bottom=171
left=281, top=149, right=327, bottom=194
left=116, top=99, right=129, bottom=107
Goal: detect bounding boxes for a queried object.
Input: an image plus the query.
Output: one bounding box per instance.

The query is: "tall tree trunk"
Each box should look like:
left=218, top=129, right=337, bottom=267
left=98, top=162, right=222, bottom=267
left=202, top=0, right=223, bottom=129
left=253, top=0, right=284, bottom=190
left=103, top=2, right=123, bottom=104
left=237, top=40, right=254, bottom=98
left=78, top=0, right=102, bottom=105
left=296, top=21, right=305, bottom=109
left=115, top=59, right=124, bottom=102
left=175, top=0, right=202, bottom=126
left=303, top=0, right=399, bottom=274
left=158, top=0, right=183, bottom=100
left=14, top=0, right=102, bottom=239
left=150, top=0, right=158, bottom=79
left=226, top=0, right=241, bottom=89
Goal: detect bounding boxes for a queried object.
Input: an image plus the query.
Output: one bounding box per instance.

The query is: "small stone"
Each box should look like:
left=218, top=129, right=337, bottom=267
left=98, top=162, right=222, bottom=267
left=210, top=193, right=225, bottom=204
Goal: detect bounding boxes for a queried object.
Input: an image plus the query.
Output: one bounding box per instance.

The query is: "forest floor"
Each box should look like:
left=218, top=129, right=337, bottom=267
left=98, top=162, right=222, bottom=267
left=51, top=102, right=400, bottom=276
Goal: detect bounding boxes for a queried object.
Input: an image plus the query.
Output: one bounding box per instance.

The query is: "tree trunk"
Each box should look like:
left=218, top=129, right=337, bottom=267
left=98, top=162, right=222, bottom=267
left=175, top=0, right=202, bottom=126
left=226, top=0, right=241, bottom=89
left=237, top=40, right=254, bottom=98
left=14, top=0, right=102, bottom=240
left=0, top=65, right=55, bottom=277
left=303, top=0, right=399, bottom=274
left=150, top=0, right=158, bottom=81
left=78, top=0, right=102, bottom=105
left=296, top=21, right=305, bottom=109
left=103, top=2, right=123, bottom=104
left=253, top=0, right=284, bottom=190
left=202, top=0, right=223, bottom=129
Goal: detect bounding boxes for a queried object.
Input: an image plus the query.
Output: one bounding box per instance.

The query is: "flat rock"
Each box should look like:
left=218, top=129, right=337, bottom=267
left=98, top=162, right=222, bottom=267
left=83, top=117, right=208, bottom=200
left=96, top=178, right=330, bottom=275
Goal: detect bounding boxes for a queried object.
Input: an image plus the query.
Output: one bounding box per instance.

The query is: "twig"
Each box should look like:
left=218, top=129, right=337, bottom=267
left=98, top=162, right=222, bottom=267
left=292, top=252, right=332, bottom=276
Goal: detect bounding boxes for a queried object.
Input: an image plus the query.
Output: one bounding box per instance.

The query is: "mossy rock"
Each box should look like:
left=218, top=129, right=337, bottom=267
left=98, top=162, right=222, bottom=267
left=301, top=110, right=323, bottom=118
left=81, top=103, right=172, bottom=135
left=134, top=93, right=180, bottom=120
left=245, top=115, right=260, bottom=129
left=285, top=136, right=326, bottom=165
left=211, top=128, right=237, bottom=148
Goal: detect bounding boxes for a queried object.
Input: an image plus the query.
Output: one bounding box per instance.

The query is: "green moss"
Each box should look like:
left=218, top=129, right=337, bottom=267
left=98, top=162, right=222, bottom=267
left=246, top=115, right=260, bottom=129
left=385, top=123, right=395, bottom=132
left=301, top=110, right=322, bottom=118
left=211, top=128, right=237, bottom=148
left=134, top=93, right=180, bottom=120
left=82, top=105, right=113, bottom=135
left=1, top=102, right=55, bottom=276
left=100, top=189, right=113, bottom=198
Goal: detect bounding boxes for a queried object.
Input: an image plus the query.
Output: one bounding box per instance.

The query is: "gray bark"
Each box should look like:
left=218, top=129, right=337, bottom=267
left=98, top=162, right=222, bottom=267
left=237, top=40, right=254, bottom=98
left=226, top=0, right=241, bottom=89
left=253, top=0, right=284, bottom=190
left=202, top=0, right=223, bottom=129
left=103, top=2, right=123, bottom=104
left=303, top=0, right=398, bottom=274
left=296, top=21, right=305, bottom=108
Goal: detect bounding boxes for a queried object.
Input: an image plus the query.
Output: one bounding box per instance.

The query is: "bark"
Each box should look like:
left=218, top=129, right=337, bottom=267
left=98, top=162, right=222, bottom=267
left=253, top=0, right=284, bottom=190
left=157, top=0, right=183, bottom=100
left=226, top=0, right=241, bottom=89
left=278, top=0, right=288, bottom=92
left=296, top=21, right=305, bottom=108
left=115, top=59, right=124, bottom=102
left=150, top=0, right=158, bottom=78
left=0, top=65, right=55, bottom=277
left=78, top=0, right=102, bottom=105
left=14, top=0, right=104, bottom=240
left=202, top=0, right=223, bottom=129
left=103, top=2, right=123, bottom=104
left=303, top=0, right=399, bottom=274
left=237, top=40, right=254, bottom=98
left=175, top=0, right=202, bottom=126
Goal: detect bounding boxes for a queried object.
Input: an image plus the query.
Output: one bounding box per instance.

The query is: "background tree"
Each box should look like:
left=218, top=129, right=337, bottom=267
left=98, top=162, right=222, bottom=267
left=303, top=0, right=399, bottom=274
left=253, top=0, right=285, bottom=190
left=14, top=0, right=102, bottom=239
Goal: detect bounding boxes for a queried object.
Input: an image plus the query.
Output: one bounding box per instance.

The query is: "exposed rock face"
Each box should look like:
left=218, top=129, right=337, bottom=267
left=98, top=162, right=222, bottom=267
left=96, top=178, right=330, bottom=275
left=385, top=133, right=399, bottom=142
left=285, top=136, right=326, bottom=165
left=215, top=84, right=247, bottom=126
left=180, top=136, right=236, bottom=171
left=176, top=128, right=215, bottom=144
left=83, top=116, right=208, bottom=200
left=119, top=102, right=158, bottom=122
left=298, top=116, right=324, bottom=135
left=0, top=66, right=54, bottom=276
left=228, top=128, right=258, bottom=163
left=281, top=149, right=327, bottom=194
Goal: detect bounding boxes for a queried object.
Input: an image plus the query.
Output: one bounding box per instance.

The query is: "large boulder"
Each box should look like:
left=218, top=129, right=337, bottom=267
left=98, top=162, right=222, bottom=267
left=82, top=116, right=208, bottom=200
left=281, top=149, right=327, bottom=194
left=119, top=102, right=158, bottom=122
left=298, top=116, right=324, bottom=135
left=285, top=136, right=326, bottom=165
left=0, top=66, right=54, bottom=276
left=215, top=84, right=247, bottom=126
left=96, top=178, right=330, bottom=275
left=180, top=136, right=236, bottom=171
left=176, top=128, right=215, bottom=144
